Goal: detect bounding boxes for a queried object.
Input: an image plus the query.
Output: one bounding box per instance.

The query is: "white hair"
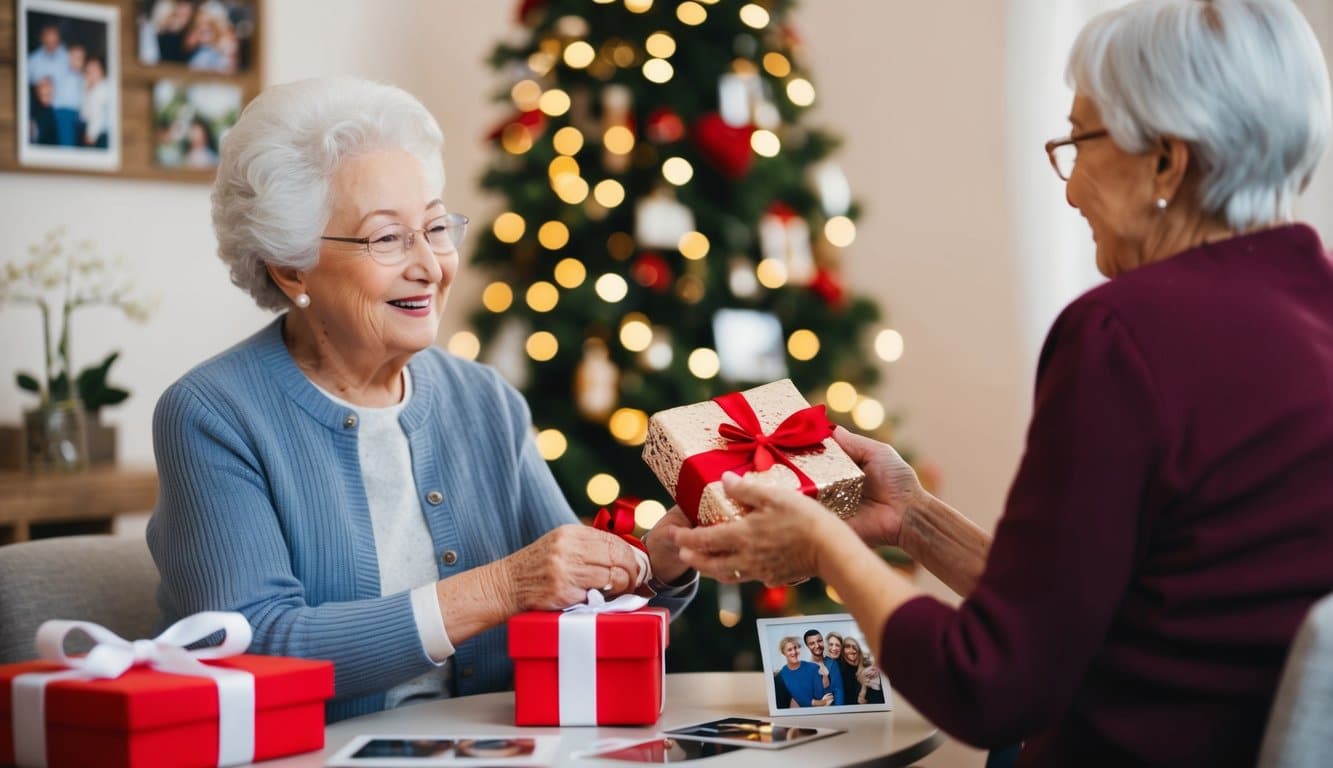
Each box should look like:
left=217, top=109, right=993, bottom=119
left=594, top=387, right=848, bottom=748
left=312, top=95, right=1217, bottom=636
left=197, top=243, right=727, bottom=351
left=212, top=77, right=445, bottom=311
left=1067, top=0, right=1332, bottom=230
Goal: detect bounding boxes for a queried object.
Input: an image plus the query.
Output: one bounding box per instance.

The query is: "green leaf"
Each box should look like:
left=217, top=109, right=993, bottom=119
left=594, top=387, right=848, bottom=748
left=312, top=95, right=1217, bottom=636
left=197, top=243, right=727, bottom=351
left=16, top=372, right=41, bottom=393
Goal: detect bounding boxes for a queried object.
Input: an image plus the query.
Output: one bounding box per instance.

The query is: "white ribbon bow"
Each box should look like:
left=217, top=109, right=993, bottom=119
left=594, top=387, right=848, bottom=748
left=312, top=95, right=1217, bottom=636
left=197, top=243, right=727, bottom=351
left=12, top=612, right=256, bottom=768
left=557, top=591, right=663, bottom=725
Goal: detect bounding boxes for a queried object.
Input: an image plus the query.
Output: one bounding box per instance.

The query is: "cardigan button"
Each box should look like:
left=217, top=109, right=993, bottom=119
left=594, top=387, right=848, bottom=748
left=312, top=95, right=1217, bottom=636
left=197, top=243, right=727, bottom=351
left=442, top=550, right=458, bottom=566
left=460, top=666, right=474, bottom=678
left=426, top=490, right=444, bottom=505
left=342, top=414, right=358, bottom=429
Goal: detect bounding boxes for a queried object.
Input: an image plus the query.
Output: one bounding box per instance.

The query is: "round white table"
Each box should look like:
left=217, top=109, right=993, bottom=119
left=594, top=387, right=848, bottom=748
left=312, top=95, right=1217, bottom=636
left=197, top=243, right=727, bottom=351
left=260, top=672, right=942, bottom=767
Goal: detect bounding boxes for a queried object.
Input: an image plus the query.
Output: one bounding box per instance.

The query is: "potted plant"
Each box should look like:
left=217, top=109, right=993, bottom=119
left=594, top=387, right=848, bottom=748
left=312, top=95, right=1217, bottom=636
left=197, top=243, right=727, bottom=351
left=0, top=228, right=152, bottom=471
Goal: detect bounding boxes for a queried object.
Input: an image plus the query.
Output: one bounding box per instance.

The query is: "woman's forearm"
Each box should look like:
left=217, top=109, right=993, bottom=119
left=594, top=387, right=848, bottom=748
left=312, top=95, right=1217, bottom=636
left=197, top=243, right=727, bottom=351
left=899, top=493, right=990, bottom=597
left=814, top=515, right=920, bottom=663
left=435, top=560, right=515, bottom=646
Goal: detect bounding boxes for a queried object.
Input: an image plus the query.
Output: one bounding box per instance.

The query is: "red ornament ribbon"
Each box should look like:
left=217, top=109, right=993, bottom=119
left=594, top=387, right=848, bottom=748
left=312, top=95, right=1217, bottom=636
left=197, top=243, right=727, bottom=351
left=676, top=391, right=834, bottom=525
left=593, top=497, right=648, bottom=553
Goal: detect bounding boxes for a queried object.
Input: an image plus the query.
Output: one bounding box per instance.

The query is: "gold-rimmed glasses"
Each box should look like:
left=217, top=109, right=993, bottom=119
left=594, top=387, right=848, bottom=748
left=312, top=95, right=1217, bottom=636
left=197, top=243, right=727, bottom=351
left=1044, top=129, right=1109, bottom=181
left=320, top=212, right=469, bottom=266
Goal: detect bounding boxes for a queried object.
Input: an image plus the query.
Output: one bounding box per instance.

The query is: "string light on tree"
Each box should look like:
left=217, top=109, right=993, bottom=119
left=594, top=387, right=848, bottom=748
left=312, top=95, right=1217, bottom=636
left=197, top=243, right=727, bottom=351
left=586, top=473, right=621, bottom=504
left=762, top=52, right=791, bottom=77
left=482, top=281, right=514, bottom=313
left=687, top=348, right=721, bottom=379
left=554, top=175, right=590, bottom=205
left=787, top=329, right=820, bottom=361
left=538, top=88, right=571, bottom=116
left=751, top=130, right=780, bottom=157
left=536, top=428, right=568, bottom=461
left=662, top=157, right=694, bottom=185
left=608, top=407, right=650, bottom=445
left=825, top=381, right=858, bottom=412
left=643, top=58, right=675, bottom=84
left=511, top=79, right=541, bottom=110
left=501, top=124, right=533, bottom=154
left=738, top=3, right=770, bottom=28
left=676, top=1, right=707, bottom=25
left=537, top=220, right=570, bottom=250
left=619, top=313, right=654, bottom=351
left=825, top=215, right=857, bottom=247
left=645, top=31, right=676, bottom=58
left=755, top=258, right=788, bottom=289
left=492, top=212, right=525, bottom=243
left=875, top=329, right=905, bottom=362
left=552, top=126, right=584, bottom=155
left=594, top=179, right=626, bottom=207
left=553, top=257, right=587, bottom=288
left=595, top=273, right=629, bottom=302
left=526, top=281, right=559, bottom=312
left=624, top=0, right=653, bottom=13
left=852, top=397, right=887, bottom=430
left=787, top=78, right=816, bottom=107
left=678, top=231, right=710, bottom=260
left=634, top=499, right=668, bottom=528
left=447, top=331, right=480, bottom=361
left=563, top=40, right=596, bottom=69
left=525, top=331, right=558, bottom=361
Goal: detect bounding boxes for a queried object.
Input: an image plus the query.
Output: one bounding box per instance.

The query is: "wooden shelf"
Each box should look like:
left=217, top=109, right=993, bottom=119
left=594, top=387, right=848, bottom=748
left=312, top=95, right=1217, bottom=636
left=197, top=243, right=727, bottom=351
left=0, top=464, right=156, bottom=544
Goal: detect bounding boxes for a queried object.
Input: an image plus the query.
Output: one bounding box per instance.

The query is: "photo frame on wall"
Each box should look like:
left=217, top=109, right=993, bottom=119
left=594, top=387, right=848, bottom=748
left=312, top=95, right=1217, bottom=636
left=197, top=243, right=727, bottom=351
left=135, top=0, right=257, bottom=74
left=151, top=78, right=240, bottom=169
left=756, top=613, right=892, bottom=717
left=17, top=0, right=120, bottom=171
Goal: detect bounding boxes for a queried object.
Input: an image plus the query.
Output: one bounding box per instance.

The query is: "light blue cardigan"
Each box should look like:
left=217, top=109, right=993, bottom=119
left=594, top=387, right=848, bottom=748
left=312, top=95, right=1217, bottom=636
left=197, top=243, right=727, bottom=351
left=147, top=318, right=695, bottom=722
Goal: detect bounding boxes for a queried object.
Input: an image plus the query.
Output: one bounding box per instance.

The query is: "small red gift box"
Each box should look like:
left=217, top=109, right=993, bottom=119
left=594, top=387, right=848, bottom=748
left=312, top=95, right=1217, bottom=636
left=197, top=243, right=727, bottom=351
left=508, top=607, right=668, bottom=726
left=0, top=653, right=333, bottom=768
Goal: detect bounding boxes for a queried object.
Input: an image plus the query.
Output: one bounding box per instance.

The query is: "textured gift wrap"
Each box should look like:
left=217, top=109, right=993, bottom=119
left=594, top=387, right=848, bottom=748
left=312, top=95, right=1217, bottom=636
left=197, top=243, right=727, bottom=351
left=508, top=606, right=667, bottom=726
left=0, top=654, right=333, bottom=768
left=642, top=379, right=864, bottom=526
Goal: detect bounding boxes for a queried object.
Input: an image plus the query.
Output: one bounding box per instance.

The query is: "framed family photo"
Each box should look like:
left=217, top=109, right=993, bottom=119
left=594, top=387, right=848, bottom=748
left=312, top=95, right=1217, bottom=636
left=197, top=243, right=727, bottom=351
left=756, top=613, right=892, bottom=716
left=17, top=0, right=120, bottom=171
left=135, top=0, right=258, bottom=75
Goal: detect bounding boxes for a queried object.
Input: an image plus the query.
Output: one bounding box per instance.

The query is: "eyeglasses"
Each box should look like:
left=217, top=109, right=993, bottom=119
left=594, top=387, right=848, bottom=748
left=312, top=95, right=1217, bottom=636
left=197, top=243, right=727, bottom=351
left=320, top=212, right=469, bottom=266
left=1044, top=129, right=1109, bottom=181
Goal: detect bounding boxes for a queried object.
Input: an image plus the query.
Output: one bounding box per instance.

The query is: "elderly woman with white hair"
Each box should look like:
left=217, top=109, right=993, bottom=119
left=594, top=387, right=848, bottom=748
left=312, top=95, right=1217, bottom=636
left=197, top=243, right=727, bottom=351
left=147, top=77, right=697, bottom=723
left=669, top=1, right=1333, bottom=764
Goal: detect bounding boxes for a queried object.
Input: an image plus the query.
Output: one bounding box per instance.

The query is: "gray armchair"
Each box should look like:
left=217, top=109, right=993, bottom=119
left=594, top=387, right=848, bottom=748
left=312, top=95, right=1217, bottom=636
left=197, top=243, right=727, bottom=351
left=1258, top=593, right=1333, bottom=768
left=0, top=535, right=160, bottom=663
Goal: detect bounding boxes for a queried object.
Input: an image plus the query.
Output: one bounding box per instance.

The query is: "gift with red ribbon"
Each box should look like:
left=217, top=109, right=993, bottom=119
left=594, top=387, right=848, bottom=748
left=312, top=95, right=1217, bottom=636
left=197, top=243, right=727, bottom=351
left=642, top=379, right=864, bottom=526
left=508, top=595, right=668, bottom=727
left=0, top=613, right=333, bottom=768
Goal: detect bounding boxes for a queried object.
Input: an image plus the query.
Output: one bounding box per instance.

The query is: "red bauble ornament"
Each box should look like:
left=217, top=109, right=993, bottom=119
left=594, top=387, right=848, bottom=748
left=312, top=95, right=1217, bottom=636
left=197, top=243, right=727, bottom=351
left=757, top=585, right=790, bottom=614
left=646, top=107, right=685, bottom=144
left=516, top=0, right=547, bottom=25
left=693, top=112, right=755, bottom=180
left=632, top=252, right=674, bottom=293
left=486, top=109, right=546, bottom=142
left=809, top=268, right=845, bottom=308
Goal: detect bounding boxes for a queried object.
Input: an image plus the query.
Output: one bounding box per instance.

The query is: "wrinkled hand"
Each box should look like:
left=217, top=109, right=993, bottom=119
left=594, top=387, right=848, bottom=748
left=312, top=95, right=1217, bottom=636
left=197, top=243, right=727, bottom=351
left=813, top=693, right=835, bottom=707
left=645, top=506, right=694, bottom=585
left=501, top=524, right=644, bottom=611
left=835, top=427, right=925, bottom=548
left=665, top=472, right=829, bottom=586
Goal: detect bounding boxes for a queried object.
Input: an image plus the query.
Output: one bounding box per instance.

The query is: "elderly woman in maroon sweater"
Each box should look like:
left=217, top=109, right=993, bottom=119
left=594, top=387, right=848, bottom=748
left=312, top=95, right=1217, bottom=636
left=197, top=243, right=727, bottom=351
left=669, top=1, right=1333, bottom=765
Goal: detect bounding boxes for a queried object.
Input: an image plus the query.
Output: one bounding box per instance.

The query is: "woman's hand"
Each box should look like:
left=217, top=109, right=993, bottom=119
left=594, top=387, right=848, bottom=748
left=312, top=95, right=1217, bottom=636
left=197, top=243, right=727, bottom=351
left=500, top=524, right=645, bottom=611
left=812, top=693, right=835, bottom=707
left=645, top=506, right=694, bottom=584
left=665, top=472, right=833, bottom=586
left=835, top=427, right=926, bottom=548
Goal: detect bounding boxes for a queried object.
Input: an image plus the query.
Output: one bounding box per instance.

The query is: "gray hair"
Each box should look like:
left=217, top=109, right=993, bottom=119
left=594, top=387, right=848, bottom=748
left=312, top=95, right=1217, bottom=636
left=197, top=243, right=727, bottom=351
left=212, top=77, right=445, bottom=311
left=1067, top=0, right=1331, bottom=230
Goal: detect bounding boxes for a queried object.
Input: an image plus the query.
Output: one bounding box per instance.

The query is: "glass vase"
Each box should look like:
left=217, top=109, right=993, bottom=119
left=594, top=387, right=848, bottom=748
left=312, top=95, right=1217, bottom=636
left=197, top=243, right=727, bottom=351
left=23, top=399, right=89, bottom=472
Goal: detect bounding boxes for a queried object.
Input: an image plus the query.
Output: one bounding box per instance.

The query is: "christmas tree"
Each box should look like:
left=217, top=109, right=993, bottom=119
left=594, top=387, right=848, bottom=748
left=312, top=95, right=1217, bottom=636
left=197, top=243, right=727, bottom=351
left=460, top=0, right=909, bottom=672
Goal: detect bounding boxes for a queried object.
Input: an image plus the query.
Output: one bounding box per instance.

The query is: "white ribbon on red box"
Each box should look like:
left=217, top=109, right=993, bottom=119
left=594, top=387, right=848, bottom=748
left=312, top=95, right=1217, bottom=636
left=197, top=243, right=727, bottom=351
left=557, top=591, right=665, bottom=725
left=10, top=612, right=256, bottom=768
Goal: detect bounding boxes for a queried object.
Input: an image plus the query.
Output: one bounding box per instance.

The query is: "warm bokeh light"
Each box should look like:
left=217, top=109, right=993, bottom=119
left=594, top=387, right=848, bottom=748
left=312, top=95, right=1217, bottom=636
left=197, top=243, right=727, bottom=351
left=624, top=0, right=653, bottom=12
left=538, top=88, right=571, bottom=116
left=501, top=123, right=533, bottom=155
left=825, top=215, right=857, bottom=247
left=527, top=51, right=555, bottom=76
left=678, top=231, right=710, bottom=260
left=609, top=407, right=650, bottom=445
left=553, top=126, right=585, bottom=155
left=645, top=31, right=676, bottom=58
left=643, top=58, right=675, bottom=84
left=826, top=381, right=857, bottom=413
left=756, top=258, right=788, bottom=289
left=787, top=78, right=816, bottom=107
left=619, top=315, right=654, bottom=351
left=787, top=329, right=820, bottom=361
left=676, top=274, right=705, bottom=303
left=676, top=1, right=707, bottom=25
left=635, top=499, right=668, bottom=528
left=608, top=231, right=636, bottom=260
left=563, top=40, right=595, bottom=69
left=553, top=175, right=590, bottom=204
left=492, top=212, right=525, bottom=243
left=548, top=155, right=580, bottom=181
left=875, top=328, right=905, bottom=362
left=526, top=331, right=559, bottom=361
left=603, top=125, right=636, bottom=155
left=482, top=281, right=514, bottom=313
left=611, top=42, right=637, bottom=67
left=751, top=129, right=780, bottom=157
left=852, top=397, right=886, bottom=430
left=718, top=609, right=742, bottom=628
left=537, top=220, right=570, bottom=250
left=447, top=331, right=480, bottom=361
left=643, top=334, right=673, bottom=369
left=587, top=473, right=621, bottom=504
left=662, top=156, right=694, bottom=185
left=526, top=281, right=559, bottom=313
left=593, top=179, right=626, bottom=208
left=536, top=428, right=568, bottom=460
left=510, top=79, right=541, bottom=111
left=595, top=273, right=630, bottom=302
left=739, top=3, right=770, bottom=28
left=762, top=52, right=791, bottom=77
left=553, top=257, right=587, bottom=289
left=688, top=348, right=720, bottom=379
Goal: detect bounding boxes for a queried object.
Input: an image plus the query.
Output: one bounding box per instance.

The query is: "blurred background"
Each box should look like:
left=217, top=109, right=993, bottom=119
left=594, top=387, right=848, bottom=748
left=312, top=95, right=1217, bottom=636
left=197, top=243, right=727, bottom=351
left=2, top=2, right=1331, bottom=764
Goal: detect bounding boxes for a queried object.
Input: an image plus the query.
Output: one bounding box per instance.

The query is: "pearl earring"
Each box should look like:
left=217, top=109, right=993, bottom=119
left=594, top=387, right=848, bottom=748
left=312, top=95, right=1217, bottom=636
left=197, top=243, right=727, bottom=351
left=1155, top=197, right=1168, bottom=210
left=295, top=293, right=311, bottom=308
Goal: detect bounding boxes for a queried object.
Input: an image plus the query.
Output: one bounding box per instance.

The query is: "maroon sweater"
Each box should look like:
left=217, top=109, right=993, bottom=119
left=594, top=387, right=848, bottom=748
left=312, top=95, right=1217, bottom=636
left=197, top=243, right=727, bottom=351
left=883, top=225, right=1333, bottom=767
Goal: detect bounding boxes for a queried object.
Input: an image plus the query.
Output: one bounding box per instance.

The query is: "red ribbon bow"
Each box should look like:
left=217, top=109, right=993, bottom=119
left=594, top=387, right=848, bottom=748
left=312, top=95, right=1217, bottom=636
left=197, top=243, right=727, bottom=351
left=593, top=497, right=648, bottom=553
left=676, top=391, right=834, bottom=525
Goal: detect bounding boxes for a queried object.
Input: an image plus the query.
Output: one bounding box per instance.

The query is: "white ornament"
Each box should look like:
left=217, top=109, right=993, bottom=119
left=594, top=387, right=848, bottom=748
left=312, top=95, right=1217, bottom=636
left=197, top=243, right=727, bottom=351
left=759, top=209, right=815, bottom=286
left=812, top=162, right=852, bottom=217
left=483, top=318, right=530, bottom=390
left=574, top=338, right=619, bottom=420
left=634, top=188, right=696, bottom=249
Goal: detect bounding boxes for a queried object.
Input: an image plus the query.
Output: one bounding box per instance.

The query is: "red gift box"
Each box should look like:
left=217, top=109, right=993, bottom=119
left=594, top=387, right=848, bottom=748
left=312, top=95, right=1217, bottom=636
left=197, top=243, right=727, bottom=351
left=0, top=653, right=333, bottom=768
left=508, top=607, right=668, bottom=726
